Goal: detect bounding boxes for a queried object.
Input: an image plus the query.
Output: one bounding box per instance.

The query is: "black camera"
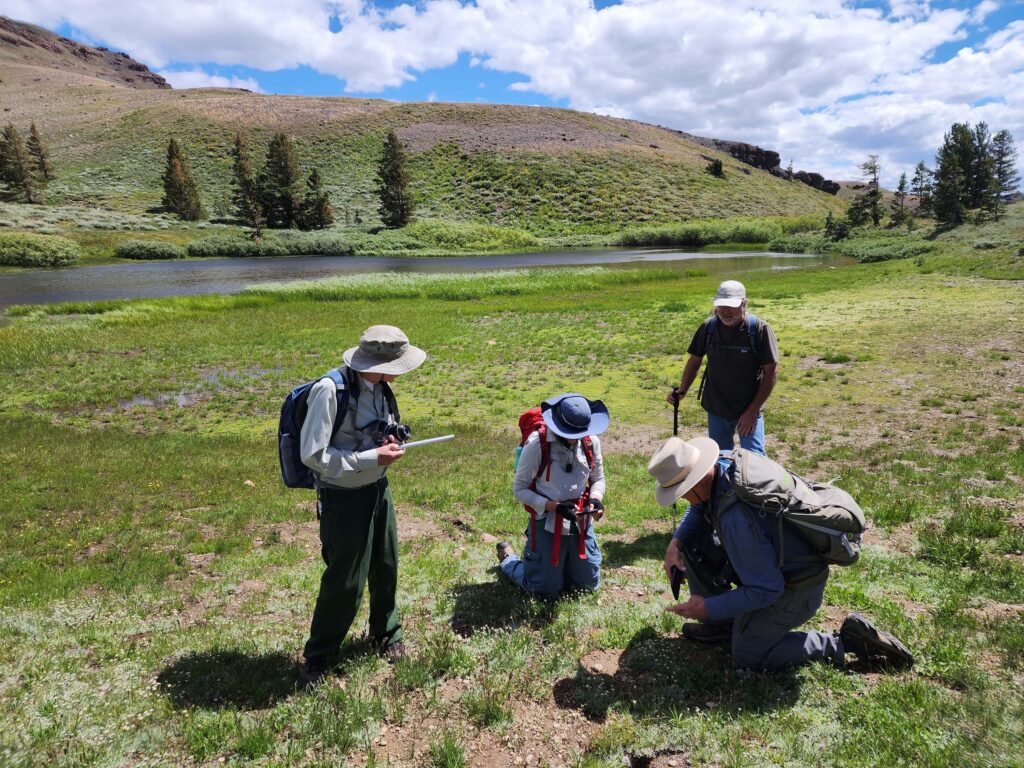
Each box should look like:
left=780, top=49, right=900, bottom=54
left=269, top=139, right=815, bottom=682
left=364, top=420, right=413, bottom=445
left=385, top=423, right=412, bottom=443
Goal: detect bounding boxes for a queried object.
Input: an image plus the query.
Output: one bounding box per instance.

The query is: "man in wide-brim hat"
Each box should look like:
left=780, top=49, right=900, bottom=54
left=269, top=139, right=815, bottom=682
left=298, top=325, right=426, bottom=689
left=498, top=393, right=609, bottom=598
left=649, top=436, right=914, bottom=671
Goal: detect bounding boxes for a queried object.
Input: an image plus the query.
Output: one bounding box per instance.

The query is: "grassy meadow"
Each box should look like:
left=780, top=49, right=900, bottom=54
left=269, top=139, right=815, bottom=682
left=1, top=223, right=1023, bottom=767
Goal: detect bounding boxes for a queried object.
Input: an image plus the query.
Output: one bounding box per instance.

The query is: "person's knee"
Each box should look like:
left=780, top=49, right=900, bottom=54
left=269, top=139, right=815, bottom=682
left=731, top=634, right=769, bottom=669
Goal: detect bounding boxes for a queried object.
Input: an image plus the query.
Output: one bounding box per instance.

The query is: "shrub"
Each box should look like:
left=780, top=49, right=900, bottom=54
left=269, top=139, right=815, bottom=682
left=187, top=233, right=355, bottom=258
left=406, top=219, right=539, bottom=251
left=0, top=232, right=81, bottom=267
left=706, top=159, right=724, bottom=177
left=114, top=239, right=187, bottom=260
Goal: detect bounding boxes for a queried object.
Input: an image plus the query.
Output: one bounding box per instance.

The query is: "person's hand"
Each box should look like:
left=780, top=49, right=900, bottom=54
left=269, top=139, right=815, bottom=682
left=376, top=442, right=405, bottom=466
left=665, top=594, right=707, bottom=620
left=663, top=539, right=686, bottom=582
left=666, top=387, right=682, bottom=405
left=585, top=499, right=605, bottom=521
left=738, top=408, right=758, bottom=436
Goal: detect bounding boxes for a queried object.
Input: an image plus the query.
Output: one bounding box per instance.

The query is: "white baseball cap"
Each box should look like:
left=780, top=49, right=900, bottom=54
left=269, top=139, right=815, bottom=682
left=713, top=280, right=746, bottom=308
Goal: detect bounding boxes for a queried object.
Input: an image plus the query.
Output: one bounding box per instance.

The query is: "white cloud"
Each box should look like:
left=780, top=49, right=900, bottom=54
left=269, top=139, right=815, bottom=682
left=159, top=68, right=264, bottom=92
left=427, top=90, right=438, bottom=102
left=5, top=0, right=1022, bottom=186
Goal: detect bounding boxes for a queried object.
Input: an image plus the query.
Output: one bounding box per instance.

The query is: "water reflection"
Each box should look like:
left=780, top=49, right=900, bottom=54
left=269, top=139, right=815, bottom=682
left=0, top=249, right=838, bottom=312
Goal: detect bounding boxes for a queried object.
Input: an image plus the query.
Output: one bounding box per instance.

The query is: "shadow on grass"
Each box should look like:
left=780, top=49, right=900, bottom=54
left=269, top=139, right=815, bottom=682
left=450, top=574, right=560, bottom=637
left=553, top=627, right=801, bottom=722
left=157, top=649, right=301, bottom=710
left=601, top=532, right=671, bottom=569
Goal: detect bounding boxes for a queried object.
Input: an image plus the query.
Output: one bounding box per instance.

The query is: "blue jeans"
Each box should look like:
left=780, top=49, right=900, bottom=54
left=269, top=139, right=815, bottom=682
left=500, top=523, right=601, bottom=599
left=708, top=411, right=765, bottom=454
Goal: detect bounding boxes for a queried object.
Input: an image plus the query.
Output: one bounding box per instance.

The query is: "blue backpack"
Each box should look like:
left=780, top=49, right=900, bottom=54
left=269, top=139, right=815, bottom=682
left=277, top=366, right=397, bottom=489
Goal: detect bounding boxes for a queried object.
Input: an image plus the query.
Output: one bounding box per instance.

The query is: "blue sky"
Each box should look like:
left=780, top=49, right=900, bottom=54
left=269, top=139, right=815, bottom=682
left=9, top=0, right=1024, bottom=184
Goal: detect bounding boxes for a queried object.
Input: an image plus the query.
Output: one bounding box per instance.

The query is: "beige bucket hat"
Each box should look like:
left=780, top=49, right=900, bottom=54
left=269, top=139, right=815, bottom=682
left=344, top=325, right=426, bottom=375
left=646, top=436, right=721, bottom=507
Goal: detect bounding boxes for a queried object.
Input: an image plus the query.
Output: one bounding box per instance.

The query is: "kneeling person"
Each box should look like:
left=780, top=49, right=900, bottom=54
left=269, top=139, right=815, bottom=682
left=648, top=436, right=913, bottom=671
left=499, top=394, right=608, bottom=598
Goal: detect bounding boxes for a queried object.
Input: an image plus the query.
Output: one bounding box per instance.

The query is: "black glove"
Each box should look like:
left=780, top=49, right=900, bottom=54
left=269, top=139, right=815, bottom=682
left=555, top=501, right=579, bottom=520
left=584, top=499, right=604, bottom=515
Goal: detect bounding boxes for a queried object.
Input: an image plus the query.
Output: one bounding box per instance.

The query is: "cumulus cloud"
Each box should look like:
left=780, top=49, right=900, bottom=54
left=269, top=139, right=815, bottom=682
left=5, top=0, right=1023, bottom=185
left=159, top=68, right=264, bottom=92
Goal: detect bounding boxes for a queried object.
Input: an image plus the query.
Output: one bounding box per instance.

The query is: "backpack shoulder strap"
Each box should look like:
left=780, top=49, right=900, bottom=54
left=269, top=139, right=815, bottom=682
left=581, top=436, right=596, bottom=471
left=746, top=314, right=760, bottom=357
left=323, top=367, right=353, bottom=441
left=381, top=380, right=401, bottom=424
left=535, top=425, right=551, bottom=480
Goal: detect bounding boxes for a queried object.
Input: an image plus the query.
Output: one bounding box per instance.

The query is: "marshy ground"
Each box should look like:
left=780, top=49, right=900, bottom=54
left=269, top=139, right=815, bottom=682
left=1, top=234, right=1022, bottom=766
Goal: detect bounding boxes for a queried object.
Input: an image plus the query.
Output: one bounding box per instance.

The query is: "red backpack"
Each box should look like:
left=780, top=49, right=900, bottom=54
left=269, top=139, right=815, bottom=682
left=517, top=407, right=596, bottom=566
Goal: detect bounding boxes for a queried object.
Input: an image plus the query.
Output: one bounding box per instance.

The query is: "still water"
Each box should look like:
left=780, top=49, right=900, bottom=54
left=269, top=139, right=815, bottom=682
left=0, top=248, right=838, bottom=312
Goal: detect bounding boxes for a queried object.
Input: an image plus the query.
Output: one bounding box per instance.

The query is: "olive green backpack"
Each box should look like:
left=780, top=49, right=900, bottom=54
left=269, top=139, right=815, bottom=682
left=715, top=449, right=867, bottom=567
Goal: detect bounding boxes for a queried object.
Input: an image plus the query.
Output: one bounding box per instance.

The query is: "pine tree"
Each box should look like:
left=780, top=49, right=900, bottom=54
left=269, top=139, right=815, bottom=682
left=0, top=124, right=38, bottom=203
left=991, top=129, right=1020, bottom=219
left=890, top=172, right=909, bottom=226
left=297, top=169, right=334, bottom=230
left=969, top=122, right=996, bottom=212
left=260, top=132, right=301, bottom=229
left=911, top=161, right=934, bottom=217
left=847, top=154, right=882, bottom=226
left=377, top=130, right=413, bottom=228
left=933, top=126, right=969, bottom=227
left=231, top=134, right=265, bottom=237
left=26, top=123, right=52, bottom=183
left=161, top=139, right=204, bottom=221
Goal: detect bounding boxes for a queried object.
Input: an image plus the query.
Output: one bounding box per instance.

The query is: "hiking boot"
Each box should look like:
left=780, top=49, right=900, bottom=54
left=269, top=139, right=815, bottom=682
left=299, top=657, right=331, bottom=691
left=839, top=612, right=914, bottom=669
left=496, top=541, right=516, bottom=563
left=375, top=639, right=407, bottom=664
left=681, top=622, right=733, bottom=644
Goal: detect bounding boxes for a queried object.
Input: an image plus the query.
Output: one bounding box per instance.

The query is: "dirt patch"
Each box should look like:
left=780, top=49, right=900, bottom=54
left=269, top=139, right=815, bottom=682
left=795, top=356, right=850, bottom=370
left=601, top=424, right=667, bottom=455
left=965, top=601, right=1024, bottom=622
left=861, top=522, right=918, bottom=555
left=580, top=649, right=623, bottom=676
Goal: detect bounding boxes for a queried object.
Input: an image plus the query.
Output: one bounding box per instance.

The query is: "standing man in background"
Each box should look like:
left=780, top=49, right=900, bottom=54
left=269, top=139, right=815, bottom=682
left=667, top=280, right=778, bottom=454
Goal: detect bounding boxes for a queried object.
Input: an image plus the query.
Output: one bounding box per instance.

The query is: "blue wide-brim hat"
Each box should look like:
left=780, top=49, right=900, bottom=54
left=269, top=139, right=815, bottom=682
left=541, top=393, right=610, bottom=439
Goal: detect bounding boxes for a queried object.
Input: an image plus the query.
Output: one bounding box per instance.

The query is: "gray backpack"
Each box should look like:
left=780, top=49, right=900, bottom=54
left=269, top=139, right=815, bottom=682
left=715, top=449, right=866, bottom=567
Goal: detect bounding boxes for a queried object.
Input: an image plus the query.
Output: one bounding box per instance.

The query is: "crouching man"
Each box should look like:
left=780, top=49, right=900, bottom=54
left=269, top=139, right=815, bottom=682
left=497, top=394, right=608, bottom=599
left=647, top=436, right=913, bottom=671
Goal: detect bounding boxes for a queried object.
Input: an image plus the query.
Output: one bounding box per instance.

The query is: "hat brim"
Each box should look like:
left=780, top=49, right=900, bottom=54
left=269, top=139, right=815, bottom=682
left=654, top=436, right=721, bottom=507
left=343, top=344, right=426, bottom=374
left=712, top=297, right=744, bottom=307
left=541, top=394, right=610, bottom=438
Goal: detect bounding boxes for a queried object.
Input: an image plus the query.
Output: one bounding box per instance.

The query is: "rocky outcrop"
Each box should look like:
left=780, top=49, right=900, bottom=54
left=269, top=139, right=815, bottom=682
left=674, top=129, right=839, bottom=195
left=0, top=16, right=170, bottom=89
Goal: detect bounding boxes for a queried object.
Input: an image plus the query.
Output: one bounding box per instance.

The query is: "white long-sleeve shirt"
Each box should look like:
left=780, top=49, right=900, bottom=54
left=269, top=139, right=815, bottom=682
left=299, top=372, right=395, bottom=489
left=513, top=430, right=605, bottom=535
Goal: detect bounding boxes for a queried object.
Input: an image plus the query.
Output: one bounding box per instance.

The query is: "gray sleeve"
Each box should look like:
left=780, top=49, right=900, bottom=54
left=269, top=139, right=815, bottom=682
left=513, top=432, right=549, bottom=516
left=588, top=436, right=606, bottom=501
left=299, top=378, right=377, bottom=479
left=759, top=321, right=779, bottom=365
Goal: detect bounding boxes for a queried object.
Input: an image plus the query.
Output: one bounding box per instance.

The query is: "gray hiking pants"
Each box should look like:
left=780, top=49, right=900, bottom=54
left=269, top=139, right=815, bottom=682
left=681, top=544, right=845, bottom=670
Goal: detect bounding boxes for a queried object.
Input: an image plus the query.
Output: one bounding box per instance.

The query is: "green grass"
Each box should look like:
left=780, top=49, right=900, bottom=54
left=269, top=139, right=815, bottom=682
left=1, top=214, right=1023, bottom=766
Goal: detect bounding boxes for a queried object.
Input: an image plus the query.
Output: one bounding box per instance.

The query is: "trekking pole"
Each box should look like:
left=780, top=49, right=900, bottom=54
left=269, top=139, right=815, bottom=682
left=670, top=387, right=680, bottom=529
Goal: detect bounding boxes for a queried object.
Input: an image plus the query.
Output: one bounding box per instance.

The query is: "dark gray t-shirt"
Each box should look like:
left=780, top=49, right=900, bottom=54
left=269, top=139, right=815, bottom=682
left=688, top=315, right=779, bottom=419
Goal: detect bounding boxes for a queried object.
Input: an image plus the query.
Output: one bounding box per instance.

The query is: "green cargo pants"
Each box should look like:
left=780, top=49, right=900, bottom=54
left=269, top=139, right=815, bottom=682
left=303, top=477, right=401, bottom=661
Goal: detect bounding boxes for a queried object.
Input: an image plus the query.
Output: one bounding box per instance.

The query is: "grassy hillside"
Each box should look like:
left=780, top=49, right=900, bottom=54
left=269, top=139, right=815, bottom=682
left=0, top=26, right=844, bottom=235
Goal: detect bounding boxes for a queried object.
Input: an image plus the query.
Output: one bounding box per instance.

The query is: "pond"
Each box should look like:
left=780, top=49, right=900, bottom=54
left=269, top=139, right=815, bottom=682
left=0, top=248, right=839, bottom=313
